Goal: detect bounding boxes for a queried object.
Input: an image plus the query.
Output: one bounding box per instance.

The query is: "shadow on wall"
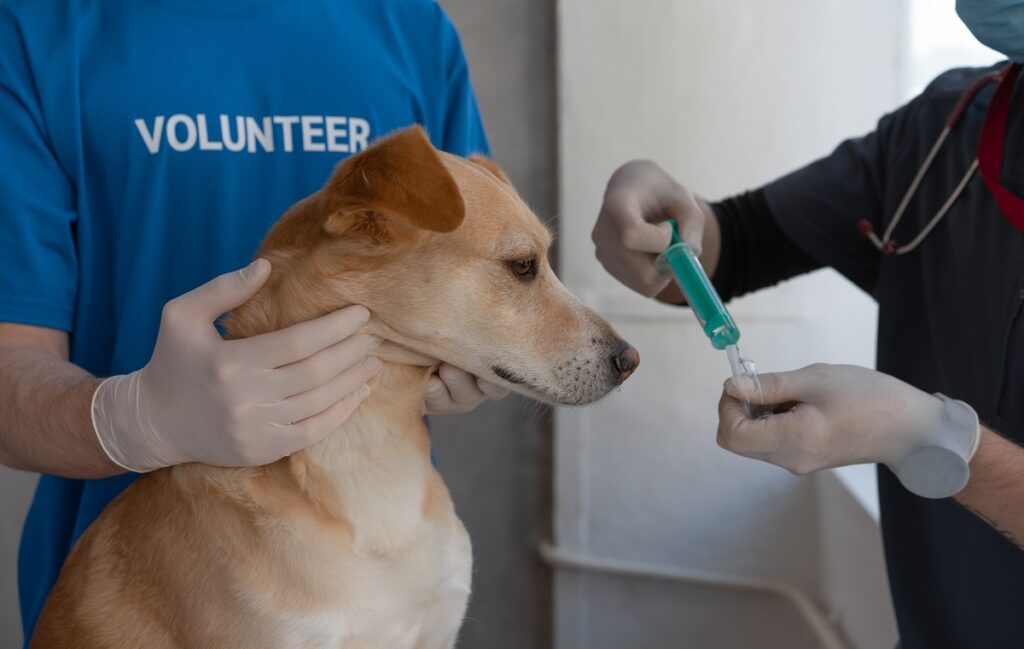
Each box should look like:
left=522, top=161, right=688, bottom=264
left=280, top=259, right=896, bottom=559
left=0, top=469, right=37, bottom=645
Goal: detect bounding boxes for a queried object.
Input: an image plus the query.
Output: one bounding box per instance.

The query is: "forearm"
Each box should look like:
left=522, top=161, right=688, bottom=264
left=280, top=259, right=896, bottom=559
left=0, top=340, right=121, bottom=479
left=956, top=426, right=1024, bottom=550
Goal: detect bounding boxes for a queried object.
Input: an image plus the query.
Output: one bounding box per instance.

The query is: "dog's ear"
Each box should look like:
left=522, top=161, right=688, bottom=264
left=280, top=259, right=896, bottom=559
left=322, top=126, right=465, bottom=241
left=469, top=154, right=513, bottom=187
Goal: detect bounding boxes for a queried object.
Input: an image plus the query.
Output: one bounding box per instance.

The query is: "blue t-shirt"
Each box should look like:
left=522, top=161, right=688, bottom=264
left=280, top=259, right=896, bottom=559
left=0, top=0, right=488, bottom=642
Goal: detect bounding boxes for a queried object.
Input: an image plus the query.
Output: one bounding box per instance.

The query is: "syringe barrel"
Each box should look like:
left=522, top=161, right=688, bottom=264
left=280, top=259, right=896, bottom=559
left=658, top=237, right=740, bottom=350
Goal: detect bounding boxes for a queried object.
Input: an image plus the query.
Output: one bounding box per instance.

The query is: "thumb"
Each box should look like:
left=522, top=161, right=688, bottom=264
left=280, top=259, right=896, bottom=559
left=622, top=220, right=674, bottom=255
left=658, top=192, right=706, bottom=257
left=177, top=258, right=272, bottom=321
left=725, top=368, right=818, bottom=406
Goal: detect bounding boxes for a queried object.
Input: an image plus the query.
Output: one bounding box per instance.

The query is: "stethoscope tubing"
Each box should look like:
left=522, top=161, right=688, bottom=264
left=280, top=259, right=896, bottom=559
left=860, top=66, right=1009, bottom=255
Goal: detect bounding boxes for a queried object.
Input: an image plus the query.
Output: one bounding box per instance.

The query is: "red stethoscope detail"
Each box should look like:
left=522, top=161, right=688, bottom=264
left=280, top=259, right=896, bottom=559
left=859, top=62, right=1024, bottom=255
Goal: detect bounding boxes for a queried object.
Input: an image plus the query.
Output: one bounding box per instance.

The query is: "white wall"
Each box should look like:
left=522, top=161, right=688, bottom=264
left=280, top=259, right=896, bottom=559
left=555, top=1, right=906, bottom=647
left=905, top=0, right=1002, bottom=100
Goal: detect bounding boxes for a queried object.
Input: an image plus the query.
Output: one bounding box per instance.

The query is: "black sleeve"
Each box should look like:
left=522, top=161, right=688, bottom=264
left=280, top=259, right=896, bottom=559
left=708, top=66, right=993, bottom=305
left=757, top=95, right=935, bottom=296
left=706, top=109, right=905, bottom=303
left=710, top=189, right=822, bottom=302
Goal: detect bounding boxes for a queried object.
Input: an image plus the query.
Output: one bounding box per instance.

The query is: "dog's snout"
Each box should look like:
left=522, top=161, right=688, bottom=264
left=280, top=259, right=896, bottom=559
left=611, top=344, right=639, bottom=383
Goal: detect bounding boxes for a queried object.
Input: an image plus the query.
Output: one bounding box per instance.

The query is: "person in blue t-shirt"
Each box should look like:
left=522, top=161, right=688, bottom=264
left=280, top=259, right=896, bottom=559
left=0, top=0, right=509, bottom=643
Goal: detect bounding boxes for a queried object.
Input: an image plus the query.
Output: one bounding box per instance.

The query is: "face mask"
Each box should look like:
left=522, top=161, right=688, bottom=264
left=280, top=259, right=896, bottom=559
left=957, top=0, right=1024, bottom=62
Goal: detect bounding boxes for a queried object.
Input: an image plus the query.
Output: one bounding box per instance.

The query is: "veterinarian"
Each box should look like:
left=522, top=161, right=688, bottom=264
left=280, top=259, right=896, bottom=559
left=0, top=1, right=506, bottom=644
left=592, top=2, right=1024, bottom=648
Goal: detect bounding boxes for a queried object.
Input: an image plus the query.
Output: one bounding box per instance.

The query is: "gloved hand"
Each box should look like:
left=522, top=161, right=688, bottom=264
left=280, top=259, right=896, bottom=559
left=593, top=160, right=708, bottom=297
left=92, top=258, right=382, bottom=472
left=425, top=364, right=510, bottom=415
left=718, top=364, right=981, bottom=498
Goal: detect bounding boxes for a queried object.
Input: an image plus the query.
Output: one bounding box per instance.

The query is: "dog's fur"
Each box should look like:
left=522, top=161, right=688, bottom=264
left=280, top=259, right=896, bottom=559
left=32, top=127, right=636, bottom=648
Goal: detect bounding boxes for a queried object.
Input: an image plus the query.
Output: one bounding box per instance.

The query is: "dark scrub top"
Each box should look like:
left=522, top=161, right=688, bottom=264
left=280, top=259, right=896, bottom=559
left=711, top=63, right=1024, bottom=649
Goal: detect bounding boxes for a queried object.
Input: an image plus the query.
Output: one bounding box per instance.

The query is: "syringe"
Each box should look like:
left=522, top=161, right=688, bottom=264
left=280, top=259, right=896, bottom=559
left=725, top=345, right=772, bottom=420
left=656, top=220, right=771, bottom=419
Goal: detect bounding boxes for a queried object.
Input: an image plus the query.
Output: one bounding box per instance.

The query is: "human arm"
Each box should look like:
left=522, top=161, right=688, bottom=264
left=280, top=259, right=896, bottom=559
left=593, top=162, right=822, bottom=304
left=956, top=427, right=1024, bottom=549
left=717, top=363, right=1024, bottom=549
left=0, top=261, right=382, bottom=476
left=593, top=73, right=932, bottom=304
left=0, top=324, right=114, bottom=478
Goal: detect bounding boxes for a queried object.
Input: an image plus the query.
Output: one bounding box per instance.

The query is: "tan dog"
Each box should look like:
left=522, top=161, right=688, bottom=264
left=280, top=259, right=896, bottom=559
left=32, top=126, right=638, bottom=649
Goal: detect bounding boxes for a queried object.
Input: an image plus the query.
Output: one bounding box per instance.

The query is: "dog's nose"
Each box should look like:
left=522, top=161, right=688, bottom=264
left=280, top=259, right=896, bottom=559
left=612, top=344, right=640, bottom=383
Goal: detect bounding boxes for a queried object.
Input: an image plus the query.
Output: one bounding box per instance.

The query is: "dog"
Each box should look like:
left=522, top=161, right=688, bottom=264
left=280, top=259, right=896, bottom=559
left=32, top=126, right=638, bottom=648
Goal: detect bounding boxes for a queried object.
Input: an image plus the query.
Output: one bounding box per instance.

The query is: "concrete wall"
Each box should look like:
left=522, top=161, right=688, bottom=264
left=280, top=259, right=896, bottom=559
left=0, top=470, right=34, bottom=645
left=554, top=1, right=906, bottom=647
left=434, top=2, right=557, bottom=648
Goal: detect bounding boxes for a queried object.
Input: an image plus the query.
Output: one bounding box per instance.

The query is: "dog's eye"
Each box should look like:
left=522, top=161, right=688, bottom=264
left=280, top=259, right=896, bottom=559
left=509, top=258, right=538, bottom=281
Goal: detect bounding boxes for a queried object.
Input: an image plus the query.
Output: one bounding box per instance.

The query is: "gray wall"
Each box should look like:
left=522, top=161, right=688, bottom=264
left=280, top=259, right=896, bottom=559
left=0, top=2, right=558, bottom=647
left=0, top=470, right=34, bottom=645
left=434, top=1, right=557, bottom=647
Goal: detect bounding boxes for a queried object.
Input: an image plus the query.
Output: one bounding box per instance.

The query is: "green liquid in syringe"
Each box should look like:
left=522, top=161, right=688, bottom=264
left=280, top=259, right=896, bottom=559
left=657, top=231, right=739, bottom=350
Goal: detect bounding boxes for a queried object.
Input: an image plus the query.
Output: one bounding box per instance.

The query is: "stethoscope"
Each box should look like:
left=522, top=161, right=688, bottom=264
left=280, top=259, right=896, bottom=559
left=858, top=62, right=1024, bottom=255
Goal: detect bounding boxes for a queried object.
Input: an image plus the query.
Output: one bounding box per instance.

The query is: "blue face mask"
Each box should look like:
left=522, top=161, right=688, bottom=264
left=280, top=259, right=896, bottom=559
left=957, top=0, right=1024, bottom=62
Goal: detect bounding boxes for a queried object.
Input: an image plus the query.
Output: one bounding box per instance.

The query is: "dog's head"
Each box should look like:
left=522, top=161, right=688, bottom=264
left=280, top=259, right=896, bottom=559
left=233, top=126, right=637, bottom=405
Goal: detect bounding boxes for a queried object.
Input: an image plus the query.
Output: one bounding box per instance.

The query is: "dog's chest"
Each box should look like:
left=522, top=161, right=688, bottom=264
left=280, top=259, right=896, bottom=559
left=264, top=514, right=472, bottom=648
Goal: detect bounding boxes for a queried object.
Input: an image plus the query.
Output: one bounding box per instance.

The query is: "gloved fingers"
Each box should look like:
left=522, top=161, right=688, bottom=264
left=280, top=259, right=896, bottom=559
left=439, top=364, right=486, bottom=405
left=716, top=389, right=778, bottom=460
left=424, top=375, right=457, bottom=414
left=267, top=333, right=381, bottom=399
left=655, top=190, right=706, bottom=256
left=718, top=387, right=834, bottom=476
left=286, top=383, right=373, bottom=451
left=165, top=258, right=271, bottom=323
left=238, top=305, right=371, bottom=368
left=268, top=356, right=382, bottom=426
left=601, top=192, right=675, bottom=255
left=725, top=365, right=827, bottom=407
left=594, top=245, right=672, bottom=298
left=476, top=377, right=511, bottom=400
left=425, top=365, right=484, bottom=414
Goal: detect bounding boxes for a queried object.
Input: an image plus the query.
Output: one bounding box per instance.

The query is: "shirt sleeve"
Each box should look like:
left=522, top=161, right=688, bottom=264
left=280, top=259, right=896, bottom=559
left=0, top=10, right=77, bottom=332
left=761, top=99, right=919, bottom=296
left=433, top=6, right=490, bottom=157
left=710, top=189, right=822, bottom=302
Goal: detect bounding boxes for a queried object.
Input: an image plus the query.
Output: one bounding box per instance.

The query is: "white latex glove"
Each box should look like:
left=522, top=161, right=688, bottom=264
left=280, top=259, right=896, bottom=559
left=425, top=364, right=510, bottom=415
left=593, top=160, right=706, bottom=297
left=718, top=364, right=981, bottom=498
left=92, top=259, right=383, bottom=472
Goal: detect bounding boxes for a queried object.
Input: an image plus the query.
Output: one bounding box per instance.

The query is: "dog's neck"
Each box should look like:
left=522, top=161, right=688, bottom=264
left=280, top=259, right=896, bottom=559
left=301, top=356, right=433, bottom=467
left=224, top=271, right=446, bottom=556
left=292, top=357, right=441, bottom=555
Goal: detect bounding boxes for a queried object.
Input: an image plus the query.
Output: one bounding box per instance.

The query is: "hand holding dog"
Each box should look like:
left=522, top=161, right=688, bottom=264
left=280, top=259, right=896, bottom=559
left=717, top=364, right=975, bottom=479
left=425, top=364, right=510, bottom=415
left=91, top=258, right=382, bottom=472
